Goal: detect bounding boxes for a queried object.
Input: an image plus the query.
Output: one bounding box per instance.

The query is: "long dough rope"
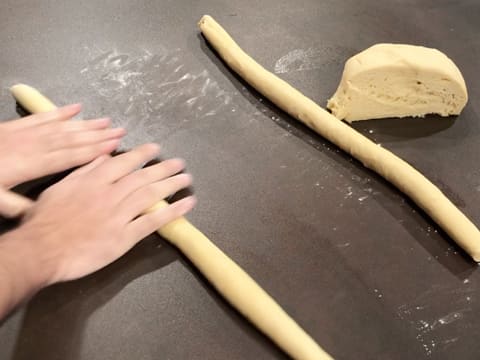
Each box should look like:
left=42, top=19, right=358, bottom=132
left=198, top=15, right=480, bottom=261
left=10, top=84, right=333, bottom=360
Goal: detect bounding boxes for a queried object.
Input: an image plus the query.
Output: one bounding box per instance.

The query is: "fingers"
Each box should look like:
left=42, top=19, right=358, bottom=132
left=114, top=158, right=186, bottom=198
left=40, top=118, right=113, bottom=147
left=124, top=196, right=196, bottom=245
left=48, top=127, right=126, bottom=150
left=4, top=104, right=82, bottom=130
left=55, top=117, right=112, bottom=132
left=65, top=155, right=112, bottom=180
left=119, top=173, right=193, bottom=219
left=91, top=143, right=161, bottom=184
left=46, top=138, right=121, bottom=174
left=0, top=188, right=34, bottom=218
left=70, top=127, right=126, bottom=147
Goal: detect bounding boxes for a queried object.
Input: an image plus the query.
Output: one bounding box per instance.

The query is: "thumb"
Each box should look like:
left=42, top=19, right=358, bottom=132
left=0, top=188, right=34, bottom=218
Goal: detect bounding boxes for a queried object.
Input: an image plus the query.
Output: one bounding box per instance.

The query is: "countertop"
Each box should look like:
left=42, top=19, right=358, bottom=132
left=1, top=0, right=480, bottom=359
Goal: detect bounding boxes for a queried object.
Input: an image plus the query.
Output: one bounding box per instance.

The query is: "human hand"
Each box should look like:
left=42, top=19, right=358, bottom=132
left=10, top=143, right=195, bottom=285
left=0, top=103, right=125, bottom=189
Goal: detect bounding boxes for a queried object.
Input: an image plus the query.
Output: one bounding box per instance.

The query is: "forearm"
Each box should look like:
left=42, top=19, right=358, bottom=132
left=0, top=229, right=49, bottom=319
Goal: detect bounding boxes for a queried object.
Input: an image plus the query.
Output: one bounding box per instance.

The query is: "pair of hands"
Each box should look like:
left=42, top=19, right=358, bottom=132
left=0, top=104, right=195, bottom=288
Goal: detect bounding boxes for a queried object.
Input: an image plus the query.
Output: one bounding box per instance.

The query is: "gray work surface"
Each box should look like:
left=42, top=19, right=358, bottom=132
left=1, top=0, right=479, bottom=359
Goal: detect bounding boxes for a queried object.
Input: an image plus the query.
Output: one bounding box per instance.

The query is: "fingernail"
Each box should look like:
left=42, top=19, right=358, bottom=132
left=112, top=127, right=127, bottom=136
left=173, top=158, right=186, bottom=169
left=65, top=103, right=82, bottom=111
left=145, top=143, right=161, bottom=154
left=181, top=173, right=193, bottom=184
left=184, top=195, right=197, bottom=209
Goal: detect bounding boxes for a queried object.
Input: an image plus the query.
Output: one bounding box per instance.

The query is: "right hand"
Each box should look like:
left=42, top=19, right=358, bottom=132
left=11, top=143, right=196, bottom=285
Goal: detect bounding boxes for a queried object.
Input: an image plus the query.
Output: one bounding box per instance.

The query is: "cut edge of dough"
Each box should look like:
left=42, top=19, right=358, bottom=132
left=327, top=43, right=468, bottom=122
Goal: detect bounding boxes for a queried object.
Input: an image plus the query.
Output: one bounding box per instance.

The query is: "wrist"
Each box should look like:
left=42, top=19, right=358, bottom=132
left=0, top=226, right=56, bottom=292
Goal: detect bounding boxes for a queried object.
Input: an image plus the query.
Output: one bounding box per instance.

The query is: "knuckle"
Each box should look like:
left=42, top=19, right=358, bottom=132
left=140, top=184, right=159, bottom=201
left=71, top=147, right=92, bottom=163
left=164, top=158, right=185, bottom=174
left=161, top=159, right=177, bottom=173
left=178, top=173, right=193, bottom=185
left=170, top=174, right=192, bottom=190
left=165, top=202, right=182, bottom=217
left=144, top=212, right=162, bottom=230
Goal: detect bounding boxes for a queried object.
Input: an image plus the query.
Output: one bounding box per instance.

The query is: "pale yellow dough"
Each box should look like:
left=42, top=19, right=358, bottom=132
left=327, top=43, right=468, bottom=122
left=11, top=84, right=56, bottom=113
left=198, top=15, right=480, bottom=261
left=10, top=83, right=333, bottom=360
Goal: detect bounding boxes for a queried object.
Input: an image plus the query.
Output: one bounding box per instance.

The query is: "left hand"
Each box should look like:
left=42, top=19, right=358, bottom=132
left=0, top=104, right=125, bottom=217
left=0, top=104, right=125, bottom=189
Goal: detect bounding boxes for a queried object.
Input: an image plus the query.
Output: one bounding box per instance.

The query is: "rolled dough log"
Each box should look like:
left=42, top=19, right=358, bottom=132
left=198, top=15, right=480, bottom=261
left=10, top=83, right=333, bottom=360
left=11, top=84, right=56, bottom=113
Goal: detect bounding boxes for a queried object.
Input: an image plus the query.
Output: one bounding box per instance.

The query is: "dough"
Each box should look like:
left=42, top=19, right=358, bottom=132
left=198, top=15, right=480, bottom=261
left=11, top=84, right=56, bottom=113
left=327, top=43, right=468, bottom=122
left=10, top=83, right=333, bottom=360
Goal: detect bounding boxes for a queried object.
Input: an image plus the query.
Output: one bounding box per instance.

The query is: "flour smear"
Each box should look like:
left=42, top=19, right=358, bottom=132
left=80, top=46, right=232, bottom=148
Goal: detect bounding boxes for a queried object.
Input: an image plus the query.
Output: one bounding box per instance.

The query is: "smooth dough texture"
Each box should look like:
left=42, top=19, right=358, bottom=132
left=327, top=43, right=468, bottom=122
left=11, top=84, right=56, bottom=113
left=198, top=15, right=480, bottom=261
left=10, top=83, right=333, bottom=360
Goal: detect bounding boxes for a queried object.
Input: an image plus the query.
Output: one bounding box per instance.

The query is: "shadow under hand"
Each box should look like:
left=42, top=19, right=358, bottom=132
left=11, top=234, right=179, bottom=360
left=0, top=171, right=73, bottom=235
left=8, top=155, right=192, bottom=360
left=9, top=152, right=284, bottom=359
left=197, top=33, right=477, bottom=278
left=15, top=104, right=30, bottom=118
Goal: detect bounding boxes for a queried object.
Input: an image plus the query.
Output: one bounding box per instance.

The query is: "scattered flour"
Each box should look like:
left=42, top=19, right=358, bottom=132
left=274, top=48, right=323, bottom=74
left=397, top=284, right=473, bottom=356
left=79, top=47, right=232, bottom=148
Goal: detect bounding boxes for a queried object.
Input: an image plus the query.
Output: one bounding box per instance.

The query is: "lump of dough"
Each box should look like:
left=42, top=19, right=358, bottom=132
left=326, top=43, right=468, bottom=122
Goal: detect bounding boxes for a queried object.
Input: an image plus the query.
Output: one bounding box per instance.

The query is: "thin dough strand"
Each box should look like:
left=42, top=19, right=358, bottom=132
left=198, top=15, right=480, bottom=261
left=10, top=83, right=333, bottom=360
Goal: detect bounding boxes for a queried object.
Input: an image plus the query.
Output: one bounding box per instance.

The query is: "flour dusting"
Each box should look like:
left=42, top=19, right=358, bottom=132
left=397, top=284, right=473, bottom=356
left=274, top=48, right=325, bottom=74
left=79, top=47, right=232, bottom=148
